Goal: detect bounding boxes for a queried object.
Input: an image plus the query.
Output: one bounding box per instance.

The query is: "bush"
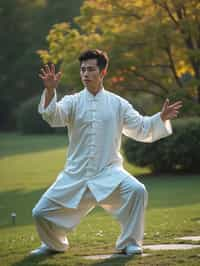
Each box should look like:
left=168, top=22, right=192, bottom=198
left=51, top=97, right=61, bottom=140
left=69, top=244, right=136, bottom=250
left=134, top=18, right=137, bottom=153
left=16, top=95, right=67, bottom=135
left=123, top=117, right=200, bottom=173
left=0, top=96, right=16, bottom=130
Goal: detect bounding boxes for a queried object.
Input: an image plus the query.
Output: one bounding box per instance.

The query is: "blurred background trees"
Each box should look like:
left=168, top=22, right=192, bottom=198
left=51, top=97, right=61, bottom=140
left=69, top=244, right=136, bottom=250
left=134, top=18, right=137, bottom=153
left=39, top=0, right=200, bottom=115
left=1, top=0, right=199, bottom=172
left=0, top=0, right=83, bottom=130
left=2, top=0, right=199, bottom=131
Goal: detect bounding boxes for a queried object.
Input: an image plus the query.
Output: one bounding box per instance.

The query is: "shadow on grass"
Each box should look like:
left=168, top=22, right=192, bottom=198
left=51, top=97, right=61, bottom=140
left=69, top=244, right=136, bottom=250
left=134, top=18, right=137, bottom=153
left=0, top=133, right=68, bottom=158
left=89, top=256, right=132, bottom=266
left=10, top=252, right=132, bottom=266
left=0, top=188, right=46, bottom=228
left=11, top=254, right=49, bottom=266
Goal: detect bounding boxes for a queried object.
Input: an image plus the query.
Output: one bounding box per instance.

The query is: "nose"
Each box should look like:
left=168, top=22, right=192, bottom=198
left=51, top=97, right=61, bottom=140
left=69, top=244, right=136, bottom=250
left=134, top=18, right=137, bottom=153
left=83, top=73, right=89, bottom=79
left=83, top=69, right=89, bottom=76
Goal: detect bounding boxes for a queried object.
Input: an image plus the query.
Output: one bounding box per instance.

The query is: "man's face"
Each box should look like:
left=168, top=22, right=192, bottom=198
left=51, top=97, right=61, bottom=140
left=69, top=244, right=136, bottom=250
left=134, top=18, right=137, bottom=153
left=80, top=59, right=103, bottom=92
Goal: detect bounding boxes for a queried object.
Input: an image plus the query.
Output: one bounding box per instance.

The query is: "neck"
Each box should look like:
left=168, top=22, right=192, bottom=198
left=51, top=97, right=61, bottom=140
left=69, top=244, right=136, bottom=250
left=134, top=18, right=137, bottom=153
left=87, top=83, right=103, bottom=96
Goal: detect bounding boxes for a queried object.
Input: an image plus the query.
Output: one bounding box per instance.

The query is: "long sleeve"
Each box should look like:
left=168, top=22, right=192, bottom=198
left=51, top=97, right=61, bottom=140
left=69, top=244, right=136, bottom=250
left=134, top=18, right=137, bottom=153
left=122, top=101, right=172, bottom=143
left=38, top=89, right=74, bottom=127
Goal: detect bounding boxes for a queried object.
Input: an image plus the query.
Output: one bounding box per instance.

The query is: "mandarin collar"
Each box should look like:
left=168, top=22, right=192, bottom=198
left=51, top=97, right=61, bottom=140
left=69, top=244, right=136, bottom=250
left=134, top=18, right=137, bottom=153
left=84, top=87, right=105, bottom=100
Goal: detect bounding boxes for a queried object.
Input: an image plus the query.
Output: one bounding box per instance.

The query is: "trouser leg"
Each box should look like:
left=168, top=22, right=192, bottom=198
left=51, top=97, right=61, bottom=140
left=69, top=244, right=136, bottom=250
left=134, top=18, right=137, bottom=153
left=32, top=188, right=96, bottom=251
left=99, top=175, right=148, bottom=251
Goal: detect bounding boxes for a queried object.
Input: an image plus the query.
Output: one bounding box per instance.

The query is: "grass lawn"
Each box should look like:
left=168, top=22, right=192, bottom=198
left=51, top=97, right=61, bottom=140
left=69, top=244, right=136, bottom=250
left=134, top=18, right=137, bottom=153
left=0, top=133, right=200, bottom=266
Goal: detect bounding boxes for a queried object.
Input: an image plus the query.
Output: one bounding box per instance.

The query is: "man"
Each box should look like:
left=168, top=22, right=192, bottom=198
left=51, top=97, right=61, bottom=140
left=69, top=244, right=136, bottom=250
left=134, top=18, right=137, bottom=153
left=31, top=49, right=182, bottom=256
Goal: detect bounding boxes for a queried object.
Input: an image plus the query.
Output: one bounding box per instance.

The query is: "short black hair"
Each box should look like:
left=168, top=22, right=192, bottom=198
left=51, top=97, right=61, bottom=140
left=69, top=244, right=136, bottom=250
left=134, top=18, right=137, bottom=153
left=78, top=49, right=109, bottom=71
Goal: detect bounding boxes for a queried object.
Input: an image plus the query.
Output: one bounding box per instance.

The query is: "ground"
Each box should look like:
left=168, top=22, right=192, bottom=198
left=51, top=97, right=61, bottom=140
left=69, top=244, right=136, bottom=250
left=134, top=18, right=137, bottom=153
left=0, top=133, right=200, bottom=266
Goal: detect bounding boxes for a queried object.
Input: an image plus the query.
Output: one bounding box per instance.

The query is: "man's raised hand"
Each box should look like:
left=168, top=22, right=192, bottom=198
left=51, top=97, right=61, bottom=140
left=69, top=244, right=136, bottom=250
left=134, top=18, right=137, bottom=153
left=160, top=99, right=183, bottom=121
left=39, top=64, right=62, bottom=91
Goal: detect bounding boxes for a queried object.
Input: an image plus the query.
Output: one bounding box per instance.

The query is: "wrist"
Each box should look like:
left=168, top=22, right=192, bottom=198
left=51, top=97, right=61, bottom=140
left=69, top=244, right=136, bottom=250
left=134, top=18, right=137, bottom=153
left=160, top=113, right=166, bottom=122
left=45, top=87, right=55, bottom=96
left=45, top=87, right=55, bottom=92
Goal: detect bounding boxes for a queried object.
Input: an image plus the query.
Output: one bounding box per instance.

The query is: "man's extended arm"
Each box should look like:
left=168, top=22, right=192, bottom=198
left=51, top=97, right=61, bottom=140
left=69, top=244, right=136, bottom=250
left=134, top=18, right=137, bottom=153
left=122, top=98, right=182, bottom=143
left=44, top=89, right=55, bottom=109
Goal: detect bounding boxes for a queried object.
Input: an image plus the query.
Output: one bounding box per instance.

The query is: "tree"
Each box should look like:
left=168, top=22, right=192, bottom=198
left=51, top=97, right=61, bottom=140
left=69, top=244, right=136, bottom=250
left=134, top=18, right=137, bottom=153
left=0, top=0, right=83, bottom=130
left=0, top=0, right=30, bottom=129
left=39, top=0, right=200, bottom=115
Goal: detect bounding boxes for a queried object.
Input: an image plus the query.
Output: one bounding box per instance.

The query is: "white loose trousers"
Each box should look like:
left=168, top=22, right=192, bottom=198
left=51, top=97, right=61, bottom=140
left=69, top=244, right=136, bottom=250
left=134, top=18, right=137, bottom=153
left=32, top=175, right=148, bottom=251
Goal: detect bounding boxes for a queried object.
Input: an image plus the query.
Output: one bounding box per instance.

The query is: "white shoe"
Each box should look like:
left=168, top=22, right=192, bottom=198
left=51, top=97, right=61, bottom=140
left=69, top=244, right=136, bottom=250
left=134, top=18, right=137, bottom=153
left=125, top=245, right=142, bottom=256
left=30, top=245, right=60, bottom=256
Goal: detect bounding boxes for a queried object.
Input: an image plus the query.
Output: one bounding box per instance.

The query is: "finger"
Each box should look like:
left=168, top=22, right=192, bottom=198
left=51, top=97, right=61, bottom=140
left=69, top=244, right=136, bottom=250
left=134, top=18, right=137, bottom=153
left=173, top=105, right=183, bottom=110
left=169, top=102, right=183, bottom=108
left=169, top=104, right=183, bottom=111
left=55, top=71, right=62, bottom=80
left=169, top=103, right=183, bottom=110
left=173, top=110, right=179, bottom=115
left=41, top=68, right=47, bottom=76
left=51, top=64, right=55, bottom=74
left=172, top=113, right=179, bottom=118
left=169, top=101, right=183, bottom=108
left=45, top=64, right=51, bottom=74
left=169, top=110, right=179, bottom=119
left=162, top=98, right=169, bottom=110
left=38, top=74, right=46, bottom=79
left=174, top=100, right=183, bottom=104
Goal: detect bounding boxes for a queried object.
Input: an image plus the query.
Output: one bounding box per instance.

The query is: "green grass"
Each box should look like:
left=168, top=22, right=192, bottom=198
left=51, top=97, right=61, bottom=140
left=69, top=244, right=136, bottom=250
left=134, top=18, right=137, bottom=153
left=0, top=133, right=200, bottom=266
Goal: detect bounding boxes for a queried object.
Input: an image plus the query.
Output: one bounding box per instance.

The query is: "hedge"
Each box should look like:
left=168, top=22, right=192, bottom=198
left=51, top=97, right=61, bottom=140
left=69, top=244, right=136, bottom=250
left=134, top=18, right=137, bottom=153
left=16, top=95, right=66, bottom=135
left=123, top=117, right=200, bottom=173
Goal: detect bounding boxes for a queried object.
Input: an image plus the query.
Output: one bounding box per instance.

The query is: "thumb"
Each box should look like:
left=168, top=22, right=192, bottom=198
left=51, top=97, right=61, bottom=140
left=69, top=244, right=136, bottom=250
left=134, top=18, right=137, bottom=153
left=55, top=71, right=62, bottom=80
left=163, top=98, right=169, bottom=110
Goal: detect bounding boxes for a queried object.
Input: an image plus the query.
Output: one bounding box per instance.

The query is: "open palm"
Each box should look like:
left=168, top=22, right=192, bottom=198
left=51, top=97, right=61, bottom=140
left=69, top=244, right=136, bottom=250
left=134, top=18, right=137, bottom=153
left=161, top=99, right=183, bottom=121
left=39, top=64, right=62, bottom=90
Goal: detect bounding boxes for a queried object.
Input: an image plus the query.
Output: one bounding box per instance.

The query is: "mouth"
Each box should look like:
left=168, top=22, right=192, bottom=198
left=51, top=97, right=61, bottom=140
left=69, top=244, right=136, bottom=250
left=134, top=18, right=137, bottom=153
left=83, top=79, right=91, bottom=82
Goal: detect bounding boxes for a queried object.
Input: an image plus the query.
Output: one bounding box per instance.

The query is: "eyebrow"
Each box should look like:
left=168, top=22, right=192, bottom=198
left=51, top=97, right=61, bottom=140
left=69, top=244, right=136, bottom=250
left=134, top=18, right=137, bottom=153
left=80, top=66, right=97, bottom=70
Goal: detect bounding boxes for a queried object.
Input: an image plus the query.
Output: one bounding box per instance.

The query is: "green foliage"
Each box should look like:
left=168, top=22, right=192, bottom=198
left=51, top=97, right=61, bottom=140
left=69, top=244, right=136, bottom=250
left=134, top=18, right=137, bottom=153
left=39, top=0, right=200, bottom=110
left=16, top=95, right=54, bottom=134
left=16, top=95, right=67, bottom=135
left=168, top=88, right=200, bottom=116
left=123, top=117, right=200, bottom=173
left=0, top=96, right=15, bottom=130
left=0, top=0, right=83, bottom=130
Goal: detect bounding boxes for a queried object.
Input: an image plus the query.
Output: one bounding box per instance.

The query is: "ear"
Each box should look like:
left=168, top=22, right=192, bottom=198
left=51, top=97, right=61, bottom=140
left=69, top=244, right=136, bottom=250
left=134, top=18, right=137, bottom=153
left=101, top=69, right=107, bottom=76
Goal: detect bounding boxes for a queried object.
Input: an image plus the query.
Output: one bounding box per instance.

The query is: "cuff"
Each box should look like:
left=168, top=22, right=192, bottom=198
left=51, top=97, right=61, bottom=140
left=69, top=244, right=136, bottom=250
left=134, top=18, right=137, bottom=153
left=151, top=112, right=173, bottom=139
left=38, top=88, right=57, bottom=114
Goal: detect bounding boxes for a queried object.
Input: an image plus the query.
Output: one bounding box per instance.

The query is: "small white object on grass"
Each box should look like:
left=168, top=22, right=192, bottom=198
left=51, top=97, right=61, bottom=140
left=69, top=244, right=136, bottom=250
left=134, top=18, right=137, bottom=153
left=11, top=212, right=16, bottom=225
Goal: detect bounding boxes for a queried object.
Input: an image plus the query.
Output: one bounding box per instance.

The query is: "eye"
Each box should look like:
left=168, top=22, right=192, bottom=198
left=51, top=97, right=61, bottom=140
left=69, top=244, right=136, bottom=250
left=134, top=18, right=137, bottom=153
left=81, top=67, right=86, bottom=72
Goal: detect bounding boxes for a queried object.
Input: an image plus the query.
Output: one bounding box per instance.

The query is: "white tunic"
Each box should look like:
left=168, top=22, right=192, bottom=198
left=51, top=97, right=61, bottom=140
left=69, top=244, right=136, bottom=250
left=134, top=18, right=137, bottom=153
left=38, top=87, right=172, bottom=208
